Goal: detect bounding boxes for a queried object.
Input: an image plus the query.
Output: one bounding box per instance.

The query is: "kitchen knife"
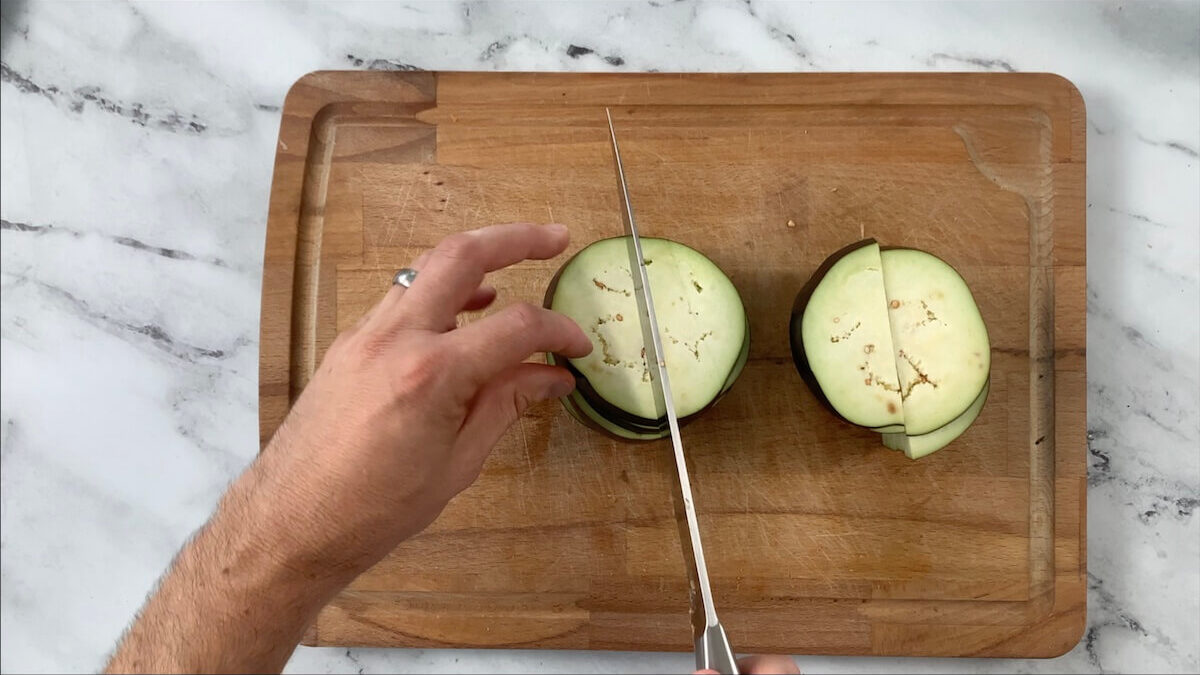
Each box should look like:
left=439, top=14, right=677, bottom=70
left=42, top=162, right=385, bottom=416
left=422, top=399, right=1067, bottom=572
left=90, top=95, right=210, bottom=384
left=605, top=108, right=739, bottom=675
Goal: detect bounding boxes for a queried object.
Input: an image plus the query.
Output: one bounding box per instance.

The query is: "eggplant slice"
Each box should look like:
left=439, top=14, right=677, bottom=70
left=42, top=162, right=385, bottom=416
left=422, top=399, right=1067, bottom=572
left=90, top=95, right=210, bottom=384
left=793, top=240, right=991, bottom=458
left=791, top=239, right=904, bottom=429
left=545, top=237, right=749, bottom=440
left=883, top=379, right=990, bottom=459
left=879, top=248, right=990, bottom=435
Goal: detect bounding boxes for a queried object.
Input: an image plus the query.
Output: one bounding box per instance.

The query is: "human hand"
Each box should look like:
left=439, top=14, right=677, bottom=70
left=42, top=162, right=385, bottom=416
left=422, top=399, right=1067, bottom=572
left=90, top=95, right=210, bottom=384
left=247, top=222, right=592, bottom=580
left=696, top=654, right=802, bottom=674
left=105, top=223, right=592, bottom=674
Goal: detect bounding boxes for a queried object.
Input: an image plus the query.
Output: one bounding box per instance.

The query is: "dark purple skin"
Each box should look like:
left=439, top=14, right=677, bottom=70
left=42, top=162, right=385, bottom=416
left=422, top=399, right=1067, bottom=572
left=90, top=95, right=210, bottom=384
left=789, top=238, right=881, bottom=428
left=546, top=352, right=665, bottom=439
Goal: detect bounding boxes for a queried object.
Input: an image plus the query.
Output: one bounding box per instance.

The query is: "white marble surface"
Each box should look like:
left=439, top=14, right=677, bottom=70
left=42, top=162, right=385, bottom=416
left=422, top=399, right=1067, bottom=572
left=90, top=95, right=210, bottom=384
left=2, top=1, right=1197, bottom=673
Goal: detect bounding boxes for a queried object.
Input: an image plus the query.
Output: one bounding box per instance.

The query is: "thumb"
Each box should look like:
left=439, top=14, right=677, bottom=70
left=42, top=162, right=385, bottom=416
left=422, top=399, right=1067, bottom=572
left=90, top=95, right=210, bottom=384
left=451, top=362, right=574, bottom=485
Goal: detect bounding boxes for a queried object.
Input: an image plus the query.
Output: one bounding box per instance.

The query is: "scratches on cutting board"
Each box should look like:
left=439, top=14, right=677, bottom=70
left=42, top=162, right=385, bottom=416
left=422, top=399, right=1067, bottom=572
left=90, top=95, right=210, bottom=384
left=516, top=417, right=534, bottom=476
left=639, top=143, right=670, bottom=165
left=466, top=181, right=488, bottom=233
left=804, top=530, right=837, bottom=566
left=397, top=172, right=423, bottom=248
left=371, top=169, right=420, bottom=288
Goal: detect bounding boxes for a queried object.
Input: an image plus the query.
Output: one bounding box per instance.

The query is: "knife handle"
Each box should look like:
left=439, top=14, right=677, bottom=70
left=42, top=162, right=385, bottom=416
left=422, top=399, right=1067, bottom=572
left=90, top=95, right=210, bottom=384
left=696, top=622, right=739, bottom=674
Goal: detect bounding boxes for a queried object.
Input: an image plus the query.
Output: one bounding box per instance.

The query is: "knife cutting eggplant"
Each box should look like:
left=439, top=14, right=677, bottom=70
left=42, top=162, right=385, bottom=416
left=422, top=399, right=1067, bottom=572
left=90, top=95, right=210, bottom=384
left=549, top=109, right=742, bottom=675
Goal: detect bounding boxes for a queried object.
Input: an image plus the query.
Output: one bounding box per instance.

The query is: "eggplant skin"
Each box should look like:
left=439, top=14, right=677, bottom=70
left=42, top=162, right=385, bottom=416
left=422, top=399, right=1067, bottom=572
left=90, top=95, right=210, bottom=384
left=543, top=237, right=749, bottom=442
left=546, top=352, right=665, bottom=441
left=788, top=238, right=879, bottom=427
left=545, top=255, right=669, bottom=441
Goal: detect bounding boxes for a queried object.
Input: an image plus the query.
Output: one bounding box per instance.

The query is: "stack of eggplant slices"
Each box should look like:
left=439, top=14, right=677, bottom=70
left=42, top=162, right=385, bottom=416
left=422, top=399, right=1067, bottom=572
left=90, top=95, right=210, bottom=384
left=546, top=236, right=990, bottom=459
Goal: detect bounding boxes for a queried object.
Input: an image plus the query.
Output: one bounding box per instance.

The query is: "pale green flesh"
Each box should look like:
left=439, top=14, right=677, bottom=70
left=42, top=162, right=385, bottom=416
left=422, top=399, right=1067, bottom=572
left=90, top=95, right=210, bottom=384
left=551, top=237, right=747, bottom=420
left=800, top=243, right=904, bottom=428
left=879, top=249, right=991, bottom=435
left=801, top=243, right=992, bottom=459
left=549, top=317, right=749, bottom=441
left=883, top=379, right=990, bottom=459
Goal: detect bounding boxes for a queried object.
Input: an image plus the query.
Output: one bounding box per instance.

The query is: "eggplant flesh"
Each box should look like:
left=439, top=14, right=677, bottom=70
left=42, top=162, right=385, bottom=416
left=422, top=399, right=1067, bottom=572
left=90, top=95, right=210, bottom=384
left=545, top=237, right=749, bottom=440
left=792, top=240, right=904, bottom=429
left=879, top=248, right=990, bottom=435
left=883, top=379, right=990, bottom=459
left=792, top=240, right=991, bottom=458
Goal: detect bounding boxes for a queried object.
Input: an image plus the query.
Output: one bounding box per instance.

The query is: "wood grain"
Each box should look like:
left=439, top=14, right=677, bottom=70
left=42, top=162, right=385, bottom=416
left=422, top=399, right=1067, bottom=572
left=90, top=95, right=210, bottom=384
left=258, top=72, right=1086, bottom=657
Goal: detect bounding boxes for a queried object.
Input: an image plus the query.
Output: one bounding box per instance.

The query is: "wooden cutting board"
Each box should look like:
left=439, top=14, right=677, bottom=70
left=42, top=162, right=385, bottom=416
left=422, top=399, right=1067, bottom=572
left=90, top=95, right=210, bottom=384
left=259, top=72, right=1086, bottom=657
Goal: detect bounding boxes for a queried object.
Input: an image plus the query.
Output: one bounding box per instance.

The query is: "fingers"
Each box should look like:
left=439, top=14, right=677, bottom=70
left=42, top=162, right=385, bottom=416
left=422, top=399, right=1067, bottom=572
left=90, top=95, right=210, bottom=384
left=461, top=285, right=497, bottom=313
left=367, top=250, right=434, bottom=326
left=363, top=279, right=495, bottom=335
left=398, top=223, right=570, bottom=330
left=450, top=363, right=575, bottom=490
left=735, top=655, right=801, bottom=674
left=694, top=656, right=801, bottom=675
left=447, top=302, right=592, bottom=386
left=436, top=285, right=498, bottom=332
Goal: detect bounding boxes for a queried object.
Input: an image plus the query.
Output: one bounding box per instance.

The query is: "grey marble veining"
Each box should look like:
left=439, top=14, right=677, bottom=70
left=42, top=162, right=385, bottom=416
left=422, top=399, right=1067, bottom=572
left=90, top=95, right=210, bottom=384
left=1, top=1, right=1197, bottom=673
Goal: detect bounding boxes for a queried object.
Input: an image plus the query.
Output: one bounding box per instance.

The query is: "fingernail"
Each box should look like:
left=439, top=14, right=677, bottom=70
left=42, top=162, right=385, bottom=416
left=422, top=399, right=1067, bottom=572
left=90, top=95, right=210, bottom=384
left=547, top=378, right=575, bottom=399
left=546, top=223, right=568, bottom=236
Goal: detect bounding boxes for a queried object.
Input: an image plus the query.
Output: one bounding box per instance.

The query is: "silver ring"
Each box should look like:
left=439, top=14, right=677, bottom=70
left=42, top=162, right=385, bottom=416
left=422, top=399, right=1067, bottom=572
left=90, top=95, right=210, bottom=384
left=392, top=268, right=418, bottom=288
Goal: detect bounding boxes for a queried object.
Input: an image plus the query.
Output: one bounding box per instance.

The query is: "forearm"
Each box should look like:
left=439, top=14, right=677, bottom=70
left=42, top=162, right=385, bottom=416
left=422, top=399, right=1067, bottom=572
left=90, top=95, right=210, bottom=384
left=105, top=460, right=355, bottom=674
left=106, top=224, right=591, bottom=672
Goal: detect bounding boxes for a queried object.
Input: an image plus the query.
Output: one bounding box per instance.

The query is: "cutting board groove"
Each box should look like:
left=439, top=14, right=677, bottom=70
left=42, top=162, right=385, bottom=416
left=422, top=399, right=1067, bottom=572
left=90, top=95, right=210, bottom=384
left=259, top=72, right=1086, bottom=657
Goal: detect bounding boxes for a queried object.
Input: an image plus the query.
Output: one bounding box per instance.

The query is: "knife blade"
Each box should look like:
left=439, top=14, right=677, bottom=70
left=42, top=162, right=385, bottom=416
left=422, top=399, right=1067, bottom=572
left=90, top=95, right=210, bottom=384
left=605, top=108, right=739, bottom=675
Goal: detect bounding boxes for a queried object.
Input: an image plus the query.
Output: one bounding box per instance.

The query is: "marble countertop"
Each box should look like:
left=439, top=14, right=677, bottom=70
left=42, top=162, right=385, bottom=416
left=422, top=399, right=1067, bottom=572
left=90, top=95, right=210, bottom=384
left=2, top=1, right=1197, bottom=673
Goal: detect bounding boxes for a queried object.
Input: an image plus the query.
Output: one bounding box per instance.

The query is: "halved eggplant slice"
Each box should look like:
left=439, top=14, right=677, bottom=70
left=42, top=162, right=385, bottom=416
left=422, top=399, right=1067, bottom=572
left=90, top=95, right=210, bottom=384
left=883, top=379, right=990, bottom=459
left=545, top=237, right=749, bottom=440
left=791, top=239, right=904, bottom=429
left=792, top=241, right=991, bottom=459
left=879, top=248, right=990, bottom=435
